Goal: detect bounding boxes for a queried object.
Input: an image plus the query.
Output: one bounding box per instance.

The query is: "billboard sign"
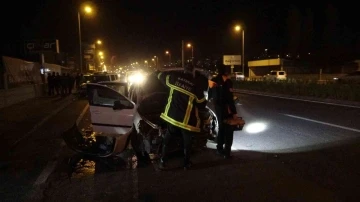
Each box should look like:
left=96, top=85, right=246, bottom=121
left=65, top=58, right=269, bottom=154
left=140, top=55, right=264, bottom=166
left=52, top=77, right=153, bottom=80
left=223, top=55, right=241, bottom=65
left=24, top=39, right=59, bottom=53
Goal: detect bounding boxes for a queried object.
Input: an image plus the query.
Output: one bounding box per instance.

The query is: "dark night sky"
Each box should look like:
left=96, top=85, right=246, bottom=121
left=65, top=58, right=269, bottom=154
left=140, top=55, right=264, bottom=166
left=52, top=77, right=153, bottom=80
left=1, top=0, right=359, bottom=64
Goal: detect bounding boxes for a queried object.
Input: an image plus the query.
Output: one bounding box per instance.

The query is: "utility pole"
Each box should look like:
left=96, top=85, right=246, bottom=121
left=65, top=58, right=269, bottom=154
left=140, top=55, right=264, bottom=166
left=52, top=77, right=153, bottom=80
left=78, top=12, right=82, bottom=73
left=242, top=29, right=245, bottom=77
left=181, top=40, right=184, bottom=69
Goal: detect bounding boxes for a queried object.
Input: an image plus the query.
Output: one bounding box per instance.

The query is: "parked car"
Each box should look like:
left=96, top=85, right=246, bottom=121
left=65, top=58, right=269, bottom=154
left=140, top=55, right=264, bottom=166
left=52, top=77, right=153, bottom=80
left=264, top=70, right=287, bottom=81
left=233, top=72, right=245, bottom=81
left=78, top=74, right=125, bottom=98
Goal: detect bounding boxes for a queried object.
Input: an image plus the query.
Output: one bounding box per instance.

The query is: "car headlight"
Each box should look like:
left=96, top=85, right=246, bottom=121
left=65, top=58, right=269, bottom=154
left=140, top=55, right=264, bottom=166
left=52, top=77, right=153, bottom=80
left=128, top=75, right=135, bottom=83
left=128, top=73, right=145, bottom=84
left=134, top=73, right=145, bottom=83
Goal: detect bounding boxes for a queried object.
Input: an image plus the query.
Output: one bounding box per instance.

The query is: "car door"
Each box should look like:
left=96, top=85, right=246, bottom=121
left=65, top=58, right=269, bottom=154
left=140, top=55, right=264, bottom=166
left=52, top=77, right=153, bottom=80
left=86, top=83, right=135, bottom=135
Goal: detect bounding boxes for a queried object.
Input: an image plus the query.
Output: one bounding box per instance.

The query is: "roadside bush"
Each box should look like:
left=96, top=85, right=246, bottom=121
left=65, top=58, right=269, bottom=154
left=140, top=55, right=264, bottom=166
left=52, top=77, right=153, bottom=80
left=233, top=80, right=360, bottom=102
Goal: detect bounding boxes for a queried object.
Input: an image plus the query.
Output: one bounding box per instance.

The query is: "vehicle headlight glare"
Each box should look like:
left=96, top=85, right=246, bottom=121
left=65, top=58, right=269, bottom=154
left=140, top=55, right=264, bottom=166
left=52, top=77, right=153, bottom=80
left=128, top=75, right=135, bottom=83
left=134, top=74, right=144, bottom=83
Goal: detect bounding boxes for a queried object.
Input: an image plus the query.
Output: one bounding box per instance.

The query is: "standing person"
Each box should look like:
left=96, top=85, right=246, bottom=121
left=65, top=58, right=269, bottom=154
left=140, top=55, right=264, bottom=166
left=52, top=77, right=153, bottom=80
left=47, top=72, right=54, bottom=96
left=210, top=63, right=237, bottom=158
left=75, top=73, right=81, bottom=92
left=66, top=73, right=73, bottom=94
left=157, top=64, right=207, bottom=170
left=60, top=73, right=67, bottom=96
left=54, top=72, right=61, bottom=96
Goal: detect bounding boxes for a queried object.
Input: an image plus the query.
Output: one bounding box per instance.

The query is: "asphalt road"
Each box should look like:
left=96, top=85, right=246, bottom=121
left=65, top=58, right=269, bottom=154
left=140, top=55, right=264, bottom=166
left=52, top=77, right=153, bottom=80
left=2, top=93, right=360, bottom=202
left=230, top=93, right=360, bottom=153
left=0, top=98, right=88, bottom=202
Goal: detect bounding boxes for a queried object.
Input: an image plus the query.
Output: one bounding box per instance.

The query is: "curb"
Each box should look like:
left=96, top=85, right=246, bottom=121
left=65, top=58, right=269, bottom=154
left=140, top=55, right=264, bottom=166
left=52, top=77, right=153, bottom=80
left=10, top=96, right=76, bottom=150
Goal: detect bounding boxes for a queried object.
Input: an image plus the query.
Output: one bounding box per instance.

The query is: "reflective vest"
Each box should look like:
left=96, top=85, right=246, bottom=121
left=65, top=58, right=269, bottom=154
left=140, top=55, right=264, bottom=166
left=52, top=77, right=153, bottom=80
left=157, top=71, right=207, bottom=132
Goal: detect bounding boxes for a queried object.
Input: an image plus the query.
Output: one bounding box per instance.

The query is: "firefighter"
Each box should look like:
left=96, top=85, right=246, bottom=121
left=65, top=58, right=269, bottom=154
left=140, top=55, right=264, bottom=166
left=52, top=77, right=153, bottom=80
left=157, top=64, right=207, bottom=170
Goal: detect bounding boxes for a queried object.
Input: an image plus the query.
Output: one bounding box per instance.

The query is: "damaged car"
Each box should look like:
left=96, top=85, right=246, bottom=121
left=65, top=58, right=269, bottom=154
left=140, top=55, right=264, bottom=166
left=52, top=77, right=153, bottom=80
left=62, top=68, right=219, bottom=159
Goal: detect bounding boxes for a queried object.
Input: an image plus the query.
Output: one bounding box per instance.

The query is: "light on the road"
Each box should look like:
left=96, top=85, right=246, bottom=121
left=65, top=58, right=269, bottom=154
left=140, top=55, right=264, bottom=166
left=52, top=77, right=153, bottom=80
left=245, top=122, right=267, bottom=134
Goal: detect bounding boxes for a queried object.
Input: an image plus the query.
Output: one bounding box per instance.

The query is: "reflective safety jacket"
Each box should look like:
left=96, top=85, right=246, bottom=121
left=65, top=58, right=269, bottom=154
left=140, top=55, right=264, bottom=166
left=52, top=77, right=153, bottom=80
left=157, top=71, right=207, bottom=132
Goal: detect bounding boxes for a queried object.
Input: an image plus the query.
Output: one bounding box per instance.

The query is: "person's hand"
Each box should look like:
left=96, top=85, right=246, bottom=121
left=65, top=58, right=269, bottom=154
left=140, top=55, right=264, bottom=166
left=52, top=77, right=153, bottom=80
left=208, top=80, right=217, bottom=88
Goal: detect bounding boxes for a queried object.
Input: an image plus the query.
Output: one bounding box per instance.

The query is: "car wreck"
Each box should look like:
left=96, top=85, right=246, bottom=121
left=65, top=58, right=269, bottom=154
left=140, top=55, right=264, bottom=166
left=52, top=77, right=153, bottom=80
left=62, top=68, right=219, bottom=159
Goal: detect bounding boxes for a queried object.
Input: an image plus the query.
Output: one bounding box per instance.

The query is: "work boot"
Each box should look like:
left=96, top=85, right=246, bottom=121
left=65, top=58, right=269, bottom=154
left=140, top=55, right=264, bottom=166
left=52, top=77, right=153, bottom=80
left=158, top=159, right=166, bottom=170
left=223, top=149, right=232, bottom=159
left=216, top=149, right=224, bottom=156
left=183, top=158, right=193, bottom=171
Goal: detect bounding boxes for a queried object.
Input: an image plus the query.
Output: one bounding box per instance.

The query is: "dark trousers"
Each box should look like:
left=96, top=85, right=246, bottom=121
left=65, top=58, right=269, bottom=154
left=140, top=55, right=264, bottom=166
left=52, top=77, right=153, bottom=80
left=48, top=84, right=54, bottom=96
left=161, top=124, right=194, bottom=165
left=215, top=105, right=234, bottom=156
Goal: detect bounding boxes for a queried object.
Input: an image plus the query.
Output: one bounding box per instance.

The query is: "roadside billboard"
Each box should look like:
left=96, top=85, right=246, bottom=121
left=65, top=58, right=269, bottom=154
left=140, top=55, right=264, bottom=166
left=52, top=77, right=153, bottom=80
left=223, top=55, right=241, bottom=65
left=24, top=39, right=60, bottom=54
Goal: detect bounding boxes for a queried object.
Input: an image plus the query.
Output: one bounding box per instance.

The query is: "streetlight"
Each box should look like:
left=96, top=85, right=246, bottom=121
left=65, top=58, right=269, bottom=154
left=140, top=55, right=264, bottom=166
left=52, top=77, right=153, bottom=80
left=78, top=5, right=93, bottom=74
left=187, top=43, right=194, bottom=65
left=98, top=51, right=103, bottom=56
left=95, top=40, right=102, bottom=71
left=153, top=56, right=158, bottom=69
left=234, top=24, right=245, bottom=76
left=165, top=51, right=171, bottom=66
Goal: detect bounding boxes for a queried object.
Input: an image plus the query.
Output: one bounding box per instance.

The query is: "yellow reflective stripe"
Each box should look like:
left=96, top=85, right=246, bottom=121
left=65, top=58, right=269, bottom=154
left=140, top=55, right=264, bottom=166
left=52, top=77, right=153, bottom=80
left=164, top=87, right=173, bottom=115
left=196, top=97, right=206, bottom=103
left=160, top=113, right=201, bottom=132
left=166, top=77, right=194, bottom=97
left=183, top=96, right=194, bottom=124
left=157, top=72, right=162, bottom=79
left=165, top=75, right=205, bottom=103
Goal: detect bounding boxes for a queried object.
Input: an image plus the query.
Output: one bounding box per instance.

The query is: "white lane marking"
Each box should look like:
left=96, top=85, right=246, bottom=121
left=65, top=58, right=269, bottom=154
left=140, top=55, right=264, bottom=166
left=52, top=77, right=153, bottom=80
left=33, top=103, right=89, bottom=187
left=76, top=103, right=89, bottom=125
left=33, top=141, right=66, bottom=185
left=284, top=114, right=360, bottom=133
left=235, top=90, right=360, bottom=109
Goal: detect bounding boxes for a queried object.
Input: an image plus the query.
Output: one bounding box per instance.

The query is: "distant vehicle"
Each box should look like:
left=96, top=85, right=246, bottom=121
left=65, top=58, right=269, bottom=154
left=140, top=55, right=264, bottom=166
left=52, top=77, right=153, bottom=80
left=78, top=75, right=123, bottom=98
left=333, top=71, right=360, bottom=84
left=91, top=72, right=120, bottom=83
left=264, top=70, right=287, bottom=81
left=81, top=72, right=120, bottom=85
left=233, top=72, right=245, bottom=81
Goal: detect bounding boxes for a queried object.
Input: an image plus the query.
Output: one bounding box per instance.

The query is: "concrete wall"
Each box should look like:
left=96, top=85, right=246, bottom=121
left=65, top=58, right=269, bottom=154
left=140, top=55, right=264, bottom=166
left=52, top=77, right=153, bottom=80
left=0, top=84, right=45, bottom=109
left=0, top=56, right=70, bottom=109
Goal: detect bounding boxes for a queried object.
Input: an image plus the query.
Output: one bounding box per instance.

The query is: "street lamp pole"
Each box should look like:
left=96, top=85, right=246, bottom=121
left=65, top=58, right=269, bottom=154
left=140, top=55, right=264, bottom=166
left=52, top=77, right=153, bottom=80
left=165, top=51, right=171, bottom=66
left=191, top=45, right=194, bottom=65
left=234, top=25, right=245, bottom=76
left=181, top=40, right=184, bottom=68
left=242, top=29, right=245, bottom=76
left=78, top=12, right=82, bottom=74
left=154, top=56, right=158, bottom=69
